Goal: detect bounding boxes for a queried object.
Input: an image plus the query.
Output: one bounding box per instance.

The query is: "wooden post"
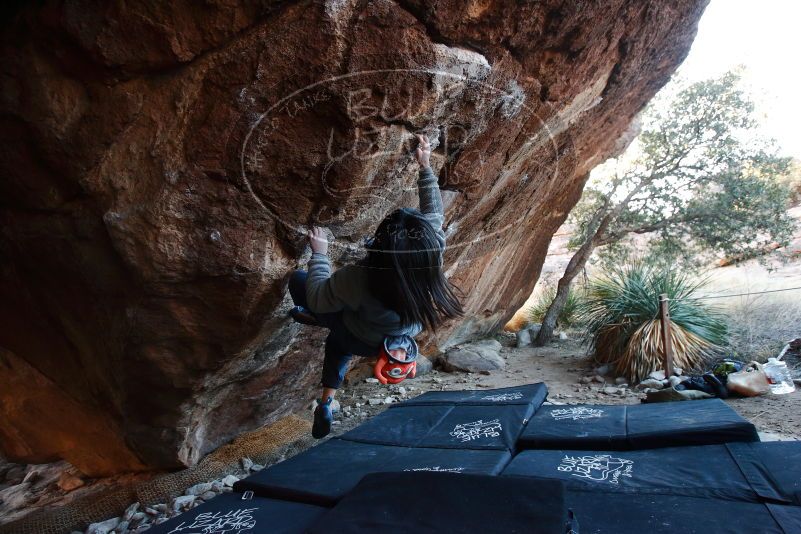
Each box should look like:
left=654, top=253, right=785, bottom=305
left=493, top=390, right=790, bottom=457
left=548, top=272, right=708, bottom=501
left=658, top=294, right=675, bottom=379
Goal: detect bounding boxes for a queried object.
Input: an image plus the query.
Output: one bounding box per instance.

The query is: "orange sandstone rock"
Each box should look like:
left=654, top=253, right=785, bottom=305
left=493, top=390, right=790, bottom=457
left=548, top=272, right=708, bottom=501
left=0, top=0, right=708, bottom=473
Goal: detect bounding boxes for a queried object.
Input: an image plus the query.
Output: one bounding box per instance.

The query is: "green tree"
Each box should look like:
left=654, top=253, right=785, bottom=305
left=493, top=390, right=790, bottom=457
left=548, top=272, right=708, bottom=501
left=534, top=70, right=795, bottom=346
left=779, top=158, right=801, bottom=206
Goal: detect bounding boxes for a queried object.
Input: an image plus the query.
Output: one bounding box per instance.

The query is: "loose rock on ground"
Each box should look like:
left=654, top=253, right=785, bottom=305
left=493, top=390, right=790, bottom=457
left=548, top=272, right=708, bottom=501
left=440, top=339, right=505, bottom=373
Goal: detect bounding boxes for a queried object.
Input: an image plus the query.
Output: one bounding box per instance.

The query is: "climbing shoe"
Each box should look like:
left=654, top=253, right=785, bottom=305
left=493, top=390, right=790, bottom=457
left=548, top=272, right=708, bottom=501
left=312, top=397, right=333, bottom=439
left=289, top=306, right=319, bottom=326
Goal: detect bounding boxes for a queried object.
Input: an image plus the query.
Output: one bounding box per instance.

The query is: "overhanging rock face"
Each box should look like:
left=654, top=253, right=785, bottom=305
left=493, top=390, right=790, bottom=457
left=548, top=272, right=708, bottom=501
left=0, top=0, right=707, bottom=474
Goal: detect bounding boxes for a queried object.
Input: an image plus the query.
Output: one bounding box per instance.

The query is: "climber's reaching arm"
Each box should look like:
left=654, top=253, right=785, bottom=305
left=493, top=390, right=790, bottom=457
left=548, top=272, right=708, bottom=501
left=415, top=134, right=447, bottom=247
left=304, top=228, right=363, bottom=314
left=306, top=254, right=343, bottom=314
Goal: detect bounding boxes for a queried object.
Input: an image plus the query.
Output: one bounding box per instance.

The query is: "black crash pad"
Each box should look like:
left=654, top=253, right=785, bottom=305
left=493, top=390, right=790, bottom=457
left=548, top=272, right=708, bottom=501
left=397, top=383, right=548, bottom=408
left=306, top=472, right=570, bottom=534
left=732, top=441, right=801, bottom=505
left=502, top=443, right=795, bottom=504
left=145, top=491, right=326, bottom=534
left=564, top=489, right=801, bottom=534
left=234, top=438, right=511, bottom=506
left=518, top=399, right=758, bottom=451
left=518, top=404, right=628, bottom=450
left=626, top=398, right=759, bottom=448
left=340, top=403, right=534, bottom=451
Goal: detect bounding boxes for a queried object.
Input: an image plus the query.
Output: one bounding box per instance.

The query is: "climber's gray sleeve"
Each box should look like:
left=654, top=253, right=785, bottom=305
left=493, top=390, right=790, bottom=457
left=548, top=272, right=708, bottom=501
left=306, top=252, right=364, bottom=313
left=418, top=167, right=446, bottom=247
left=306, top=253, right=359, bottom=313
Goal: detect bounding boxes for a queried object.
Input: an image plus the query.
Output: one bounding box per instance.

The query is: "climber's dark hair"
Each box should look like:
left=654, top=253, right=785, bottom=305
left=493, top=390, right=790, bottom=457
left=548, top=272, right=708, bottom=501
left=358, top=207, right=464, bottom=331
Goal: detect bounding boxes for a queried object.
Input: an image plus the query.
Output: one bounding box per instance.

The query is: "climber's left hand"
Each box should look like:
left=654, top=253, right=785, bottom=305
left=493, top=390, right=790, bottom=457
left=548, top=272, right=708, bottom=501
left=308, top=226, right=329, bottom=255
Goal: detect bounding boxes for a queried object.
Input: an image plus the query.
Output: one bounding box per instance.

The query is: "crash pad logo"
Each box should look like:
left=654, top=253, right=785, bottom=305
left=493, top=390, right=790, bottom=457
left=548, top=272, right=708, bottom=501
left=167, top=508, right=258, bottom=534
left=450, top=419, right=502, bottom=442
left=550, top=407, right=604, bottom=421
left=557, top=455, right=634, bottom=485
left=481, top=392, right=524, bottom=402
left=404, top=466, right=465, bottom=473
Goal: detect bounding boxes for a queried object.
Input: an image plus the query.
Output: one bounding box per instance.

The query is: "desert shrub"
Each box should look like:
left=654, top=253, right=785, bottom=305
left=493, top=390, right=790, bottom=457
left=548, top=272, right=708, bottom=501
left=722, top=292, right=801, bottom=362
left=527, top=285, right=583, bottom=328
left=578, top=260, right=727, bottom=382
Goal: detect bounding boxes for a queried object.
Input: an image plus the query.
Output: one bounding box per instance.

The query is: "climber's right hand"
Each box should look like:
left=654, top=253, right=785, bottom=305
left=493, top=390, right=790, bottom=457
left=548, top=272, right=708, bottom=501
left=415, top=134, right=431, bottom=169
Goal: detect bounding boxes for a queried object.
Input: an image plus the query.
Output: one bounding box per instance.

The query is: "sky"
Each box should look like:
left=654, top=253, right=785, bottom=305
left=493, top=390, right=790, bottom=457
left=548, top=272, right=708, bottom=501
left=675, top=0, right=801, bottom=159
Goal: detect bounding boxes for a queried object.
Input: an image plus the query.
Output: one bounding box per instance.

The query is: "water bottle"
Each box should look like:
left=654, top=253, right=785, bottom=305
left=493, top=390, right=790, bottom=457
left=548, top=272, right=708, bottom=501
left=763, top=358, right=796, bottom=395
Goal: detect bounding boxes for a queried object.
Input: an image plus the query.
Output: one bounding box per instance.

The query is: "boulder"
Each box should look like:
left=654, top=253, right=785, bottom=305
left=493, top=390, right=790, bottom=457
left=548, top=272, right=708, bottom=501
left=668, top=375, right=687, bottom=388
left=648, top=370, right=667, bottom=381
left=123, top=503, right=140, bottom=522
left=57, top=471, right=85, bottom=492
left=86, top=517, right=120, bottom=534
left=440, top=339, right=505, bottom=373
left=414, top=355, right=434, bottom=377
left=221, top=475, right=239, bottom=487
left=496, top=331, right=518, bottom=347
left=172, top=495, right=196, bottom=513
left=185, top=482, right=214, bottom=496
left=593, top=364, right=611, bottom=376
left=515, top=328, right=532, bottom=348
left=474, top=339, right=503, bottom=352
left=0, top=0, right=707, bottom=473
left=637, top=378, right=665, bottom=390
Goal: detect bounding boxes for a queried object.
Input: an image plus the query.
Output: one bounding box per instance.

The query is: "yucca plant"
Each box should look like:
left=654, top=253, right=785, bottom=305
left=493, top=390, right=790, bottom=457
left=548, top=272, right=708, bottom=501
left=527, top=285, right=583, bottom=329
left=578, top=260, right=727, bottom=382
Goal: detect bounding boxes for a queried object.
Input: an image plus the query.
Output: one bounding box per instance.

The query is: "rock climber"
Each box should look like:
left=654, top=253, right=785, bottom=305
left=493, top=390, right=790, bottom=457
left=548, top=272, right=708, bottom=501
left=287, top=133, right=464, bottom=438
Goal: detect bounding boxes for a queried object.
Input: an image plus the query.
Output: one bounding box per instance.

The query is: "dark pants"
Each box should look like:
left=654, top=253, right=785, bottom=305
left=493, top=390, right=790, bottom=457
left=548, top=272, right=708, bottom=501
left=289, top=270, right=381, bottom=389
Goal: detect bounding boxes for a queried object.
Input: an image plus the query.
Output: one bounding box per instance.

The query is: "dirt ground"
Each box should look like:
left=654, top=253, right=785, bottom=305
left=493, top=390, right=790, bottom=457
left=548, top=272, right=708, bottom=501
left=325, top=334, right=801, bottom=441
